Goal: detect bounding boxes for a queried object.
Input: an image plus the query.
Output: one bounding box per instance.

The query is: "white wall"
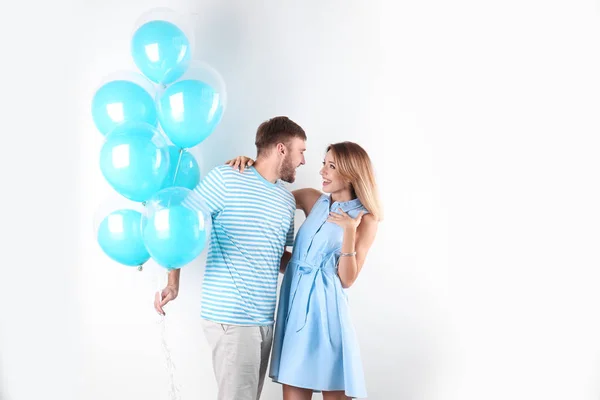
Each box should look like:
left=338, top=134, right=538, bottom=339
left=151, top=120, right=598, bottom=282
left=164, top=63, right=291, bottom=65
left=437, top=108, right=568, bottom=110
left=2, top=0, right=600, bottom=399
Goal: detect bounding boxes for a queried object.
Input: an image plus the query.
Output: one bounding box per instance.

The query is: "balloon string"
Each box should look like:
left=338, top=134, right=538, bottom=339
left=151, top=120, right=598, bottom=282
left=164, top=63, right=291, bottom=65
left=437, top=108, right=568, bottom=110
left=156, top=269, right=181, bottom=400
left=140, top=202, right=147, bottom=273
left=166, top=148, right=184, bottom=210
left=172, top=148, right=184, bottom=186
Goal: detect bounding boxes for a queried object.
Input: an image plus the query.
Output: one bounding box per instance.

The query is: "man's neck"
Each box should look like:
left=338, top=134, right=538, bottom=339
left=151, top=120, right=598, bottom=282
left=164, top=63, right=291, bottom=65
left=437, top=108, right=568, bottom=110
left=252, top=158, right=280, bottom=183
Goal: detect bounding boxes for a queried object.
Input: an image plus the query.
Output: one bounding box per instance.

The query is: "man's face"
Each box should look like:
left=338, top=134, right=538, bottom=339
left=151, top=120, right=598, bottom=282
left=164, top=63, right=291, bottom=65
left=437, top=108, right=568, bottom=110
left=279, top=137, right=306, bottom=183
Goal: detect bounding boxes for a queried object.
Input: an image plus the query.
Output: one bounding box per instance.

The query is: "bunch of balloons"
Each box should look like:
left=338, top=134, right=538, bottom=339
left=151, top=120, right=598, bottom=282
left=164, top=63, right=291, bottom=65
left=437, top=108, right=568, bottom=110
left=92, top=9, right=224, bottom=271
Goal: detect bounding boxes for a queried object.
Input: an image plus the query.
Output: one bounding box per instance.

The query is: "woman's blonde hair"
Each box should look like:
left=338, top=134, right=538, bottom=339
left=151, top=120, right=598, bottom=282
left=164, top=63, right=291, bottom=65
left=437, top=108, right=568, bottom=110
left=326, top=142, right=383, bottom=221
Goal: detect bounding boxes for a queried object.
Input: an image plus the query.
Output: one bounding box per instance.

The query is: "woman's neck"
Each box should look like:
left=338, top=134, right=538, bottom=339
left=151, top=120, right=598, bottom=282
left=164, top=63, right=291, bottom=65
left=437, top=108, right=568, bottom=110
left=331, top=189, right=353, bottom=203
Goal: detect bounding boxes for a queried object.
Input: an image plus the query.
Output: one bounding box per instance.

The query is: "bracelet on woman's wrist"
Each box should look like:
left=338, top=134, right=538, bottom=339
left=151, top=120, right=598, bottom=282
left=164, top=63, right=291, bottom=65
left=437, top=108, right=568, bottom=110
left=340, top=251, right=356, bottom=257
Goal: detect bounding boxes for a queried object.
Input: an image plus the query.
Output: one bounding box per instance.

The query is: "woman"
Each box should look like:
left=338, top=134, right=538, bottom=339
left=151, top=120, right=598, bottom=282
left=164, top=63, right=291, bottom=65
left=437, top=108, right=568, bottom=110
left=227, top=141, right=381, bottom=399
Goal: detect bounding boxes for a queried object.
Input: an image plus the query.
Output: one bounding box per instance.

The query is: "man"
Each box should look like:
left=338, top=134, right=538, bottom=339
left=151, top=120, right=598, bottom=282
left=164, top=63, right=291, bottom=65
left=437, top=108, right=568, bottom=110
left=154, top=116, right=307, bottom=400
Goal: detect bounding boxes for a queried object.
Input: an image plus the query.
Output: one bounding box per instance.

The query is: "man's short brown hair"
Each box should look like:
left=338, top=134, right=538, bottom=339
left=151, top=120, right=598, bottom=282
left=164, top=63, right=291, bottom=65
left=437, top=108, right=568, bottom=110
left=255, top=116, right=307, bottom=157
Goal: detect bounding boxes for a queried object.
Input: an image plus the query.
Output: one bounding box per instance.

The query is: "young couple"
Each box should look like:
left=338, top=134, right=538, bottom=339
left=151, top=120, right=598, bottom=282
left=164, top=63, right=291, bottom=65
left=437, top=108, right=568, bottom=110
left=154, top=116, right=382, bottom=400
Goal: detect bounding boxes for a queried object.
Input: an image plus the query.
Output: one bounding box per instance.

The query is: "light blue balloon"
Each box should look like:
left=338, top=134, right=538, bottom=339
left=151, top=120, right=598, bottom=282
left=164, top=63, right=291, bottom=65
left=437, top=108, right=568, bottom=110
left=157, top=79, right=224, bottom=148
left=131, top=20, right=191, bottom=85
left=142, top=187, right=210, bottom=269
left=161, top=146, right=200, bottom=190
left=91, top=80, right=157, bottom=135
left=100, top=122, right=170, bottom=202
left=97, top=209, right=150, bottom=267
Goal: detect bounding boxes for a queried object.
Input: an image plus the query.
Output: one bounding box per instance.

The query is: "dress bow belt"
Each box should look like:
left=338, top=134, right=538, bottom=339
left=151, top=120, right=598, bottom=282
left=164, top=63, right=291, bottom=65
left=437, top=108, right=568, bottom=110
left=285, top=258, right=338, bottom=342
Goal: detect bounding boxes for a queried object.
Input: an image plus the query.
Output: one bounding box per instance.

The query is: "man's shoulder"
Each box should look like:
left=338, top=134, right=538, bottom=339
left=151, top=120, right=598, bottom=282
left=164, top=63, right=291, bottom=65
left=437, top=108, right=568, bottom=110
left=206, top=164, right=248, bottom=182
left=273, top=183, right=296, bottom=209
left=209, top=164, right=235, bottom=175
left=274, top=180, right=294, bottom=195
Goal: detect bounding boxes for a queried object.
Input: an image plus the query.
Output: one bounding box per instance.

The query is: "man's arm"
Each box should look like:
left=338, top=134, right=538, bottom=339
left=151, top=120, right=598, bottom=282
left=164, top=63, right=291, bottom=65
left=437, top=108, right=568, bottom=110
left=154, top=167, right=227, bottom=315
left=155, top=268, right=180, bottom=315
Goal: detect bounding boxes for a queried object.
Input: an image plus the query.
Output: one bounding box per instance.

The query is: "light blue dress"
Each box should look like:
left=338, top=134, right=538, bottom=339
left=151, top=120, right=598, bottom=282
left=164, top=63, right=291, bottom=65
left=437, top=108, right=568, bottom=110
left=269, top=194, right=368, bottom=399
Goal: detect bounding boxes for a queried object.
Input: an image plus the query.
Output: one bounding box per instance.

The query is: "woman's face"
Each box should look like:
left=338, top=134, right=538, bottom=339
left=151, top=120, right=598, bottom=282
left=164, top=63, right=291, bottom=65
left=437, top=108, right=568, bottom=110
left=320, top=150, right=347, bottom=193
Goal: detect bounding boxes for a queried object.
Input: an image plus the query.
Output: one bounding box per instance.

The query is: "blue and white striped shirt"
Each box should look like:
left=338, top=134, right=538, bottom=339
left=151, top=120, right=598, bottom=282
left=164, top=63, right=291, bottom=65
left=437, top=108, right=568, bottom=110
left=192, top=165, right=295, bottom=325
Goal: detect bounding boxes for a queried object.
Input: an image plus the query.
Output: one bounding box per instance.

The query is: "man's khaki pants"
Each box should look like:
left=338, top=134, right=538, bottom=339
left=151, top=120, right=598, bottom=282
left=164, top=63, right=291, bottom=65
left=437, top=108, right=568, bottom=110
left=201, top=319, right=274, bottom=400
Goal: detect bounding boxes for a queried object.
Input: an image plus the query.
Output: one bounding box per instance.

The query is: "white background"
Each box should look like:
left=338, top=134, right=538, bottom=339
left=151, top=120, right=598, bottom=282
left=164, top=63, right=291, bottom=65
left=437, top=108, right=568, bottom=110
left=2, top=0, right=600, bottom=399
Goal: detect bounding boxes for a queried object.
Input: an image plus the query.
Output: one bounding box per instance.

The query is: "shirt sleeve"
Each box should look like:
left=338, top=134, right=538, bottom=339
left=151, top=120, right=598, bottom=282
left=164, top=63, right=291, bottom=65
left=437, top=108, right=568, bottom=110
left=285, top=212, right=295, bottom=247
left=191, top=167, right=227, bottom=215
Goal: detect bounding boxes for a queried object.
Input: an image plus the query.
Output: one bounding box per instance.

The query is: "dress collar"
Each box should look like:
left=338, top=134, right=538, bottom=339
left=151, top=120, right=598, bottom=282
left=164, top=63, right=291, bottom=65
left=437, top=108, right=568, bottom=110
left=323, top=195, right=363, bottom=212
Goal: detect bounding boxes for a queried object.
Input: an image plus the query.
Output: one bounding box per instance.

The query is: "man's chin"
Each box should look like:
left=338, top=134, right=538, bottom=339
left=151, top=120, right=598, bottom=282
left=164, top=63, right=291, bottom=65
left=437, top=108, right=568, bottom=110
left=282, top=173, right=296, bottom=183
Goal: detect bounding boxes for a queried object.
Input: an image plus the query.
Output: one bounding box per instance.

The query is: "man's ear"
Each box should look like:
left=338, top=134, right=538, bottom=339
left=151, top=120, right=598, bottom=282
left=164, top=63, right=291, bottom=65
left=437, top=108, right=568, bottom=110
left=276, top=142, right=286, bottom=155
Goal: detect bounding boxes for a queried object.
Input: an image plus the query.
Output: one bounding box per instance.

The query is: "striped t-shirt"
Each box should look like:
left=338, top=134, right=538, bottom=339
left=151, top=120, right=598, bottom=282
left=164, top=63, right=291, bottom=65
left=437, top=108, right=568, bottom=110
left=192, top=165, right=295, bottom=325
